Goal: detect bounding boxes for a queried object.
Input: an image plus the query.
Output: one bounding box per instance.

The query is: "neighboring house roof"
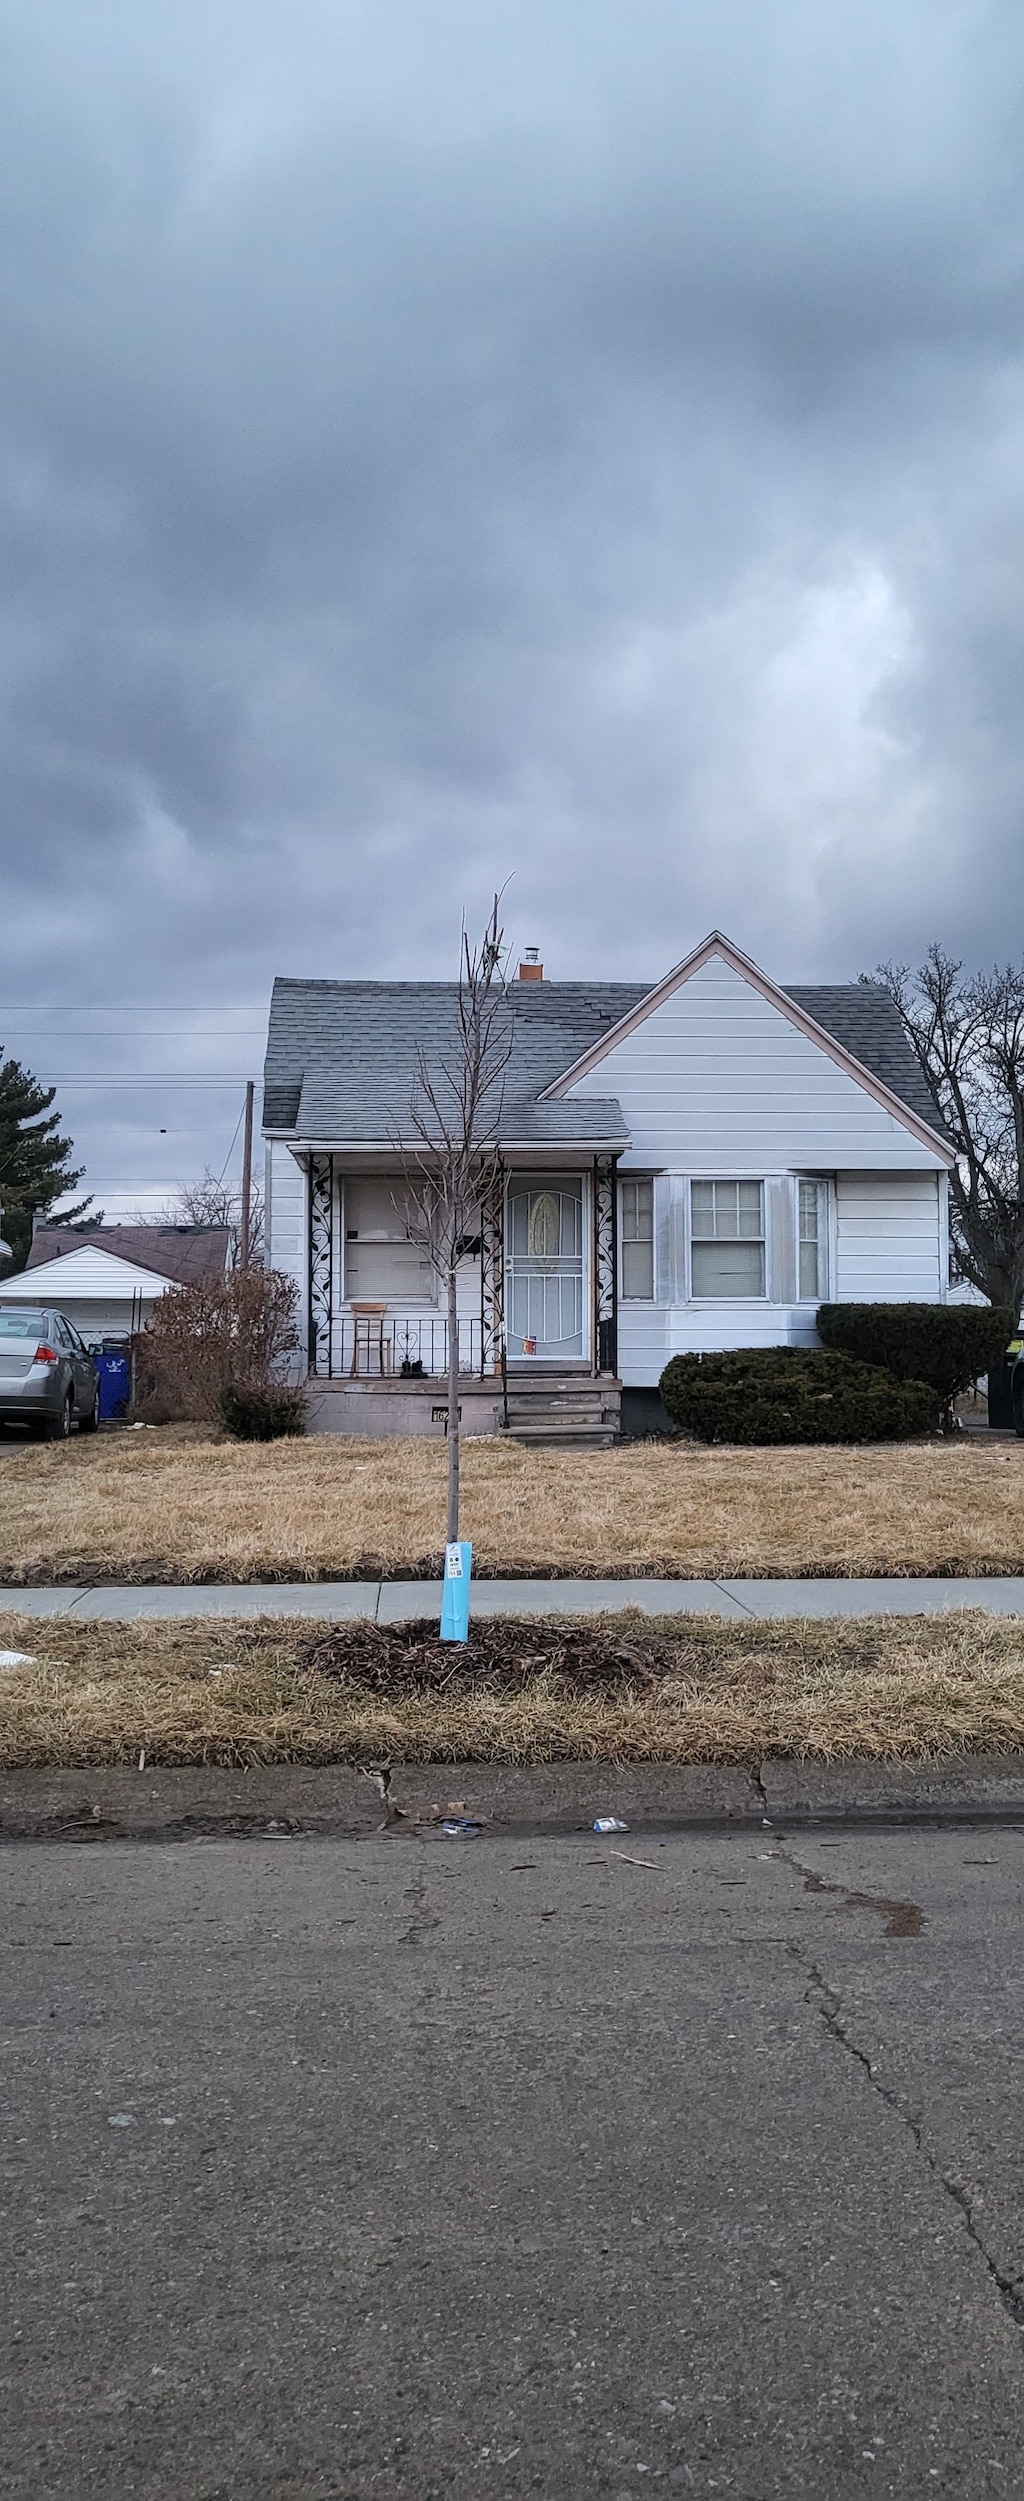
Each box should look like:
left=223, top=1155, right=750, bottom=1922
left=0, top=1244, right=192, bottom=1302
left=23, top=1225, right=232, bottom=1286
left=262, top=938, right=950, bottom=1157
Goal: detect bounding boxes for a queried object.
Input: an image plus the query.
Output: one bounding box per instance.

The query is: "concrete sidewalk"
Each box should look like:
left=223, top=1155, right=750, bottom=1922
left=4, top=1573, right=1024, bottom=1619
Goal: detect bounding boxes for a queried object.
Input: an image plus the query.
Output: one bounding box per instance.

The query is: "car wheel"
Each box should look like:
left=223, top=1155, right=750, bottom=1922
left=79, top=1383, right=101, bottom=1435
left=46, top=1394, right=73, bottom=1443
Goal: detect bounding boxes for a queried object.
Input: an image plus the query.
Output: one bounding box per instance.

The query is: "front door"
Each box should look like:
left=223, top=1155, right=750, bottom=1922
left=506, top=1175, right=586, bottom=1360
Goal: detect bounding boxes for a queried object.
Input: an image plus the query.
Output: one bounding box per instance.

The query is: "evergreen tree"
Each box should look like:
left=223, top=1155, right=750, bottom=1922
left=0, top=1054, right=90, bottom=1274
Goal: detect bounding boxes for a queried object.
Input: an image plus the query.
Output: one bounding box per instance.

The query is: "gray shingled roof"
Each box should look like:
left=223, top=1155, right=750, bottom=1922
left=264, top=980, right=642, bottom=1145
left=785, top=985, right=944, bottom=1134
left=263, top=971, right=946, bottom=1147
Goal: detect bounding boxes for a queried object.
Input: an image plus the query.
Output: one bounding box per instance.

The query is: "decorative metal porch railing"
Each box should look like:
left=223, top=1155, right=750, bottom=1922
left=324, top=1314, right=488, bottom=1380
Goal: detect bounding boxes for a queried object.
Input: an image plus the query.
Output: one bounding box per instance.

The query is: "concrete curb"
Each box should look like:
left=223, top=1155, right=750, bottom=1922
left=4, top=1758, right=1024, bottom=1843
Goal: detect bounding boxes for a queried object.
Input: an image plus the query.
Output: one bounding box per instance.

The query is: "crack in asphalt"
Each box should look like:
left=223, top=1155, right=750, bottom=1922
left=401, top=1877, right=441, bottom=1946
left=795, top=1950, right=1024, bottom=2331
left=770, top=1837, right=1024, bottom=2330
left=773, top=1841, right=924, bottom=1937
left=766, top=1835, right=1024, bottom=2340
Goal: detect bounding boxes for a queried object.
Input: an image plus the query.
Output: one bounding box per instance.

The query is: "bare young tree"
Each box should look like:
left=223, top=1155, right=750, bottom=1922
left=876, top=946, right=1024, bottom=1312
left=136, top=1168, right=265, bottom=1268
left=398, top=896, right=514, bottom=1546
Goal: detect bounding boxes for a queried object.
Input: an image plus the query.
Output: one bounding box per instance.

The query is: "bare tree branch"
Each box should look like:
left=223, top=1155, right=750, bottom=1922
left=134, top=1168, right=265, bottom=1269
left=874, top=947, right=1024, bottom=1310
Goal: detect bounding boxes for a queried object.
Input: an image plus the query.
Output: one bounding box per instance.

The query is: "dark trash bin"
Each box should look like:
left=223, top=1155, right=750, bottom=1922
left=988, top=1351, right=1020, bottom=1430
left=94, top=1351, right=131, bottom=1421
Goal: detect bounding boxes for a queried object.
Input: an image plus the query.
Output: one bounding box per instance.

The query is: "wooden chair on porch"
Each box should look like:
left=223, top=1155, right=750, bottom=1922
left=348, top=1304, right=391, bottom=1376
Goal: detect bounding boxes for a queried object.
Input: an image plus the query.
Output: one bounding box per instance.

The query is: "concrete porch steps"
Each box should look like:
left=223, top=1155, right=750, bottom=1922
left=501, top=1373, right=621, bottom=1449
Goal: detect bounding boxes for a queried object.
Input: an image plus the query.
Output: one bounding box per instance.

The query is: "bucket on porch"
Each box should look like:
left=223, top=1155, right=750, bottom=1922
left=521, top=1336, right=537, bottom=1356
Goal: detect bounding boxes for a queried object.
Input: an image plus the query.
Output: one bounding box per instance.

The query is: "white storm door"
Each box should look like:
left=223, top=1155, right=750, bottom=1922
left=506, top=1175, right=585, bottom=1358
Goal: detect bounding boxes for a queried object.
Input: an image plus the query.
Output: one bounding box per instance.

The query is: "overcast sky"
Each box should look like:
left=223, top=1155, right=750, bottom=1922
left=2, top=1, right=1023, bottom=1211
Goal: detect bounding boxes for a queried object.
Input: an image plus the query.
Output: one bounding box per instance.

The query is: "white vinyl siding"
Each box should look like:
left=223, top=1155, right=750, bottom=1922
left=620, top=1178, right=654, bottom=1299
left=834, top=1173, right=943, bottom=1302
left=264, top=1143, right=308, bottom=1380
left=567, top=953, right=948, bottom=1173
left=690, top=1180, right=765, bottom=1297
left=266, top=1141, right=306, bottom=1295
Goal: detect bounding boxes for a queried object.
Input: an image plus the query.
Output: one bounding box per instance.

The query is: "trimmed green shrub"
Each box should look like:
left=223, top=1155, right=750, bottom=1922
left=218, top=1384, right=307, bottom=1441
left=658, top=1347, right=936, bottom=1445
left=815, top=1303, right=1015, bottom=1418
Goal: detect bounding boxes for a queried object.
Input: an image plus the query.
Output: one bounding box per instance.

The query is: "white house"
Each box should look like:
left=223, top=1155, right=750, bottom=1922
left=0, top=1224, right=232, bottom=1345
left=261, top=931, right=954, bottom=1439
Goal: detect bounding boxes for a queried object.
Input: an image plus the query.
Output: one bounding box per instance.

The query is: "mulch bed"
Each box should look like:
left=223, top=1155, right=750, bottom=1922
left=299, top=1617, right=683, bottom=1697
left=297, top=1615, right=889, bottom=1698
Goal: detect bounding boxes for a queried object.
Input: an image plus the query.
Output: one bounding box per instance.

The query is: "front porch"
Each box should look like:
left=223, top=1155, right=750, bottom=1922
left=302, top=1153, right=621, bottom=1439
left=306, top=1367, right=621, bottom=1445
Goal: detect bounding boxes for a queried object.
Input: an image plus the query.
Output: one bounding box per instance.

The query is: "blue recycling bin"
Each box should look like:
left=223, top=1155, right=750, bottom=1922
left=94, top=1351, right=131, bottom=1420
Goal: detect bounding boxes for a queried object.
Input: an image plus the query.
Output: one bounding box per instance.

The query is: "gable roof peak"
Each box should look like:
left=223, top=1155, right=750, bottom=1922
left=538, top=929, right=952, bottom=1163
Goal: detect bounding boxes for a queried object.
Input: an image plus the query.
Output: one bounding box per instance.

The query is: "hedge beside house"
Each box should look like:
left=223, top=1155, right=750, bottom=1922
left=659, top=1347, right=936, bottom=1445
left=815, top=1303, right=1015, bottom=1418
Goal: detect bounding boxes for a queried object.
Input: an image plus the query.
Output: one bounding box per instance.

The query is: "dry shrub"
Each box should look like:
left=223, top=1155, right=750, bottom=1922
left=136, top=1268, right=301, bottom=1423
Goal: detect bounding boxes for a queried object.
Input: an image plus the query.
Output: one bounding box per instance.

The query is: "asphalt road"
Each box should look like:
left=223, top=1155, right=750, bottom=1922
left=4, top=1826, right=1024, bottom=2499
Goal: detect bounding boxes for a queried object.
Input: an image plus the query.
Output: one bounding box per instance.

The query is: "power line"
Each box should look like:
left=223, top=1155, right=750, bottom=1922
left=0, top=1007, right=266, bottom=1017
left=1, top=1027, right=265, bottom=1035
left=216, top=1101, right=246, bottom=1187
left=56, top=1175, right=248, bottom=1184
left=29, top=1076, right=257, bottom=1087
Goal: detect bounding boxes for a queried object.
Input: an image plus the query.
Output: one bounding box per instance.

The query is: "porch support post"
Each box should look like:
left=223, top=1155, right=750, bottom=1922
left=593, top=1153, right=618, bottom=1375
left=480, top=1159, right=506, bottom=1379
left=308, top=1152, right=335, bottom=1378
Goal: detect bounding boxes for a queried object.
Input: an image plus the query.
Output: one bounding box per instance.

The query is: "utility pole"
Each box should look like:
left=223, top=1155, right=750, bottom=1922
left=240, top=1081, right=255, bottom=1270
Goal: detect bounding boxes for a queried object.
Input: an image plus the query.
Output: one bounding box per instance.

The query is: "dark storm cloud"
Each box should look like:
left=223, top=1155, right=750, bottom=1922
left=2, top=0, right=1024, bottom=1200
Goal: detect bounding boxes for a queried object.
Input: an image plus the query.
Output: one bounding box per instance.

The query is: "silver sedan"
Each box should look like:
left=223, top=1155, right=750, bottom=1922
left=0, top=1307, right=100, bottom=1439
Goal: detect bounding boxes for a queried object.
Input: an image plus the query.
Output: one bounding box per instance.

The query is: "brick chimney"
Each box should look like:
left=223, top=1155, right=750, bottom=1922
left=518, top=947, right=543, bottom=982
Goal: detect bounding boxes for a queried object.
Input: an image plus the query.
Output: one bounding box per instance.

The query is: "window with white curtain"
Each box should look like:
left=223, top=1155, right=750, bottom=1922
left=343, top=1180, right=435, bottom=1300
left=798, top=1179, right=829, bottom=1300
left=690, top=1179, right=765, bottom=1297
left=620, top=1178, right=654, bottom=1298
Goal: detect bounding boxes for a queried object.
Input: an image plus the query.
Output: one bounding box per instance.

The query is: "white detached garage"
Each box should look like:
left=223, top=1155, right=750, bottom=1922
left=0, top=1225, right=232, bottom=1345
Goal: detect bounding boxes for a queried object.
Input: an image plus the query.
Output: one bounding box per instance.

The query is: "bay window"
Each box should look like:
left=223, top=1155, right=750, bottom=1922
left=690, top=1179, right=765, bottom=1298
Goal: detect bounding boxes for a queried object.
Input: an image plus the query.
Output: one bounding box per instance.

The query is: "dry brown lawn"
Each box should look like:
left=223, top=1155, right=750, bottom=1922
left=2, top=1607, right=1024, bottom=1767
left=1, top=1429, right=1024, bottom=1583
